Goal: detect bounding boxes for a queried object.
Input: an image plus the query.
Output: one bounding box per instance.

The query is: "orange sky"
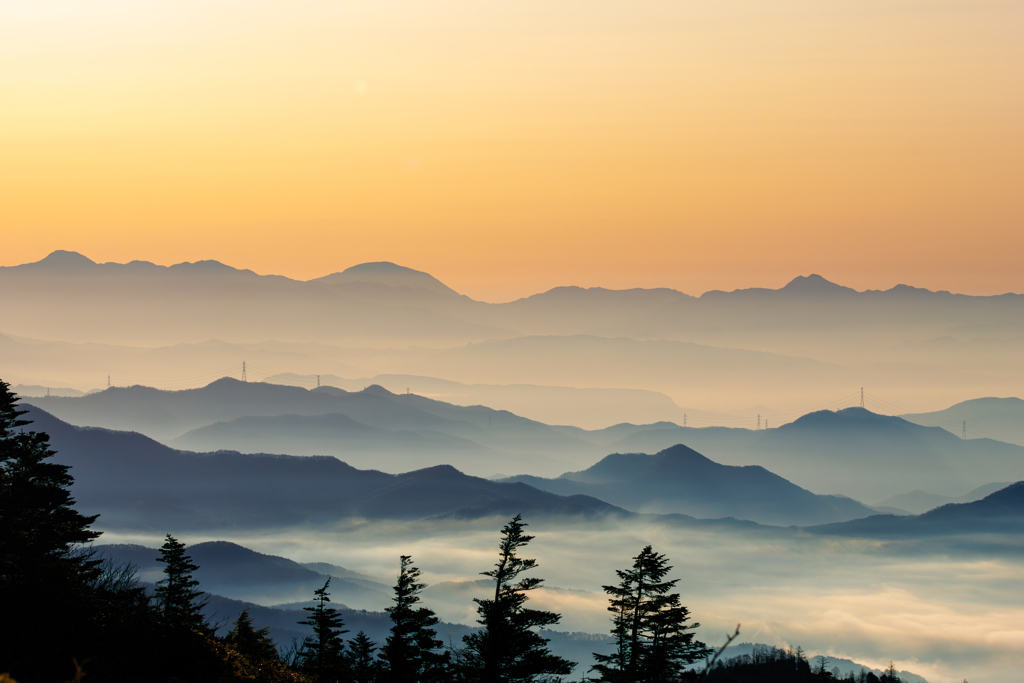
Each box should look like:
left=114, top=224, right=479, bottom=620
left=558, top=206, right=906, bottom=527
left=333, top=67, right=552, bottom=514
left=2, top=1, right=1022, bottom=301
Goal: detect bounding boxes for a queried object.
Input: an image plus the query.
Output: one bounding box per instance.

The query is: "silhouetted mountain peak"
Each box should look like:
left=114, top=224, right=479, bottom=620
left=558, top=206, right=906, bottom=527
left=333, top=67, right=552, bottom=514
left=654, top=443, right=715, bottom=463
left=783, top=407, right=905, bottom=430
left=344, top=262, right=427, bottom=276
left=402, top=463, right=464, bottom=479
left=361, top=384, right=395, bottom=396
left=169, top=259, right=244, bottom=273
left=562, top=444, right=719, bottom=484
left=313, top=261, right=460, bottom=296
left=781, top=274, right=855, bottom=295
left=32, top=250, right=97, bottom=268
left=776, top=407, right=966, bottom=456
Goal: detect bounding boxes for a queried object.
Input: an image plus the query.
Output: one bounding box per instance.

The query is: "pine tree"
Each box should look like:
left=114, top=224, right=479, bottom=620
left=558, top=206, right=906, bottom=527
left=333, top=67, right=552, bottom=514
left=592, top=545, right=708, bottom=682
left=461, top=514, right=574, bottom=683
left=226, top=608, right=280, bottom=661
left=815, top=656, right=834, bottom=679
left=0, top=380, right=101, bottom=593
left=346, top=631, right=380, bottom=683
left=298, top=577, right=349, bottom=683
left=0, top=380, right=102, bottom=679
left=380, top=555, right=447, bottom=682
left=154, top=533, right=210, bottom=632
left=881, top=662, right=900, bottom=683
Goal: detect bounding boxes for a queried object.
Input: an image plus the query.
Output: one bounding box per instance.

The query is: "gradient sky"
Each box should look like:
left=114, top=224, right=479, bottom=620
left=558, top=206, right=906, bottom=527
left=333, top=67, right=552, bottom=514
left=2, top=1, right=1022, bottom=301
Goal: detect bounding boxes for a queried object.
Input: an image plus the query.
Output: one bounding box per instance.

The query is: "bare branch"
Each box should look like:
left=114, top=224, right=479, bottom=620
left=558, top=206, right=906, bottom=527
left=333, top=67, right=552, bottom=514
left=701, top=624, right=740, bottom=677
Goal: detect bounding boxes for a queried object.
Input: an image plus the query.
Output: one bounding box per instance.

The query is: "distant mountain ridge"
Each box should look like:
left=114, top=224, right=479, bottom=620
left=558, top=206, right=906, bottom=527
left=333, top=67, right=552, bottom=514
left=95, top=541, right=390, bottom=609
left=311, top=261, right=461, bottom=296
left=27, top=381, right=1024, bottom=500
left=22, top=401, right=901, bottom=528
left=21, top=404, right=623, bottom=531
left=26, top=377, right=594, bottom=476
left=875, top=481, right=1012, bottom=515
left=903, top=397, right=1024, bottom=447
left=7, top=250, right=1024, bottom=419
left=808, top=481, right=1024, bottom=537
left=503, top=444, right=876, bottom=526
left=599, top=407, right=1024, bottom=500
left=20, top=401, right=1024, bottom=541
left=3, top=250, right=1021, bottom=345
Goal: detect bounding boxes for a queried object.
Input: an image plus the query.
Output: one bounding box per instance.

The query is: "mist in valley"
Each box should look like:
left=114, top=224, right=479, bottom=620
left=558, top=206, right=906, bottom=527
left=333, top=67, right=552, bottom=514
left=4, top=253, right=1024, bottom=683
left=96, top=515, right=1024, bottom=683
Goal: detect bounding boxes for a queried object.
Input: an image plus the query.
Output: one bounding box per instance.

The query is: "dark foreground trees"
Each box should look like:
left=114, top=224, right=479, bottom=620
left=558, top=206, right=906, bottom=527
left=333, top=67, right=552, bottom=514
left=460, top=514, right=575, bottom=683
left=155, top=533, right=210, bottom=632
left=297, top=578, right=350, bottom=683
left=0, top=376, right=291, bottom=682
left=226, top=608, right=280, bottom=661
left=346, top=631, right=380, bottom=683
left=379, top=555, right=447, bottom=682
left=0, top=380, right=101, bottom=681
left=592, top=545, right=708, bottom=682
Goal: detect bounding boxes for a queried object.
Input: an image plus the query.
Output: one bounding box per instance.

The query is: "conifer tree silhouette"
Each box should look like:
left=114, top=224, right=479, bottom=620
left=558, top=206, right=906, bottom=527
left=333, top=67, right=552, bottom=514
left=346, top=631, right=380, bottom=683
left=380, top=555, right=447, bottom=682
left=155, top=533, right=209, bottom=632
left=461, top=514, right=574, bottom=683
left=0, top=380, right=101, bottom=679
left=592, top=545, right=708, bottom=682
left=226, top=608, right=280, bottom=662
left=298, top=578, right=350, bottom=683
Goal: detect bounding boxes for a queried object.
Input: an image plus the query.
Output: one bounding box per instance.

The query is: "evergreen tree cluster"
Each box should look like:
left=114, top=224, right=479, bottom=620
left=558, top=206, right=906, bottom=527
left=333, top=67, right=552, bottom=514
left=703, top=645, right=905, bottom=683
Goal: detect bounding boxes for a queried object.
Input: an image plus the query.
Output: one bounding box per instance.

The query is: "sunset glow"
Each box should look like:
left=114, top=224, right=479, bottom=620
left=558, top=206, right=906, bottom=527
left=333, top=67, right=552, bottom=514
left=2, top=1, right=1022, bottom=299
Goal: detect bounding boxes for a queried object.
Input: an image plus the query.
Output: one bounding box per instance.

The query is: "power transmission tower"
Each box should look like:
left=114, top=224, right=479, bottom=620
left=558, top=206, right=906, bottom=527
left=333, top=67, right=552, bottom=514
left=317, top=375, right=320, bottom=388
left=683, top=414, right=687, bottom=428
left=860, top=387, right=864, bottom=408
left=242, top=361, right=247, bottom=382
left=107, top=375, right=111, bottom=389
left=757, top=414, right=761, bottom=430
left=963, top=421, right=967, bottom=440
left=765, top=419, right=769, bottom=429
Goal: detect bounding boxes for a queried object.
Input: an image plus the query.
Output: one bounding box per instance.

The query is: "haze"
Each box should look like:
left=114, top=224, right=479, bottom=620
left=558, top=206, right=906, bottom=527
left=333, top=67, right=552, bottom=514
left=3, top=3, right=1024, bottom=683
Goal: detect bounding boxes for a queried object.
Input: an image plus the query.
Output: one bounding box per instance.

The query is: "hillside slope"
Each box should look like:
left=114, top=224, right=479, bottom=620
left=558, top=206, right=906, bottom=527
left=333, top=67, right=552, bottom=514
left=505, top=444, right=875, bottom=526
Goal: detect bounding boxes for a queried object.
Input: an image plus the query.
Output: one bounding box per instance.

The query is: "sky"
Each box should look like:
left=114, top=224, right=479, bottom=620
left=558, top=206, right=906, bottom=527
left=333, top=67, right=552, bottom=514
left=2, top=1, right=1022, bottom=301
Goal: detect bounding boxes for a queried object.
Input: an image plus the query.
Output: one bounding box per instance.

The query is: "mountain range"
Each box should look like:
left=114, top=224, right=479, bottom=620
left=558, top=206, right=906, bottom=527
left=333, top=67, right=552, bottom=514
left=25, top=378, right=594, bottom=476
left=15, top=398, right=1024, bottom=542
left=5, top=250, right=1023, bottom=416
left=5, top=252, right=1021, bottom=350
left=25, top=381, right=1024, bottom=499
left=96, top=541, right=390, bottom=609
left=808, top=481, right=1024, bottom=538
left=503, top=444, right=875, bottom=526
left=263, top=372, right=693, bottom=429
left=903, top=397, right=1024, bottom=447
left=589, top=407, right=1024, bottom=500
left=875, top=481, right=1012, bottom=515
left=22, top=404, right=621, bottom=531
